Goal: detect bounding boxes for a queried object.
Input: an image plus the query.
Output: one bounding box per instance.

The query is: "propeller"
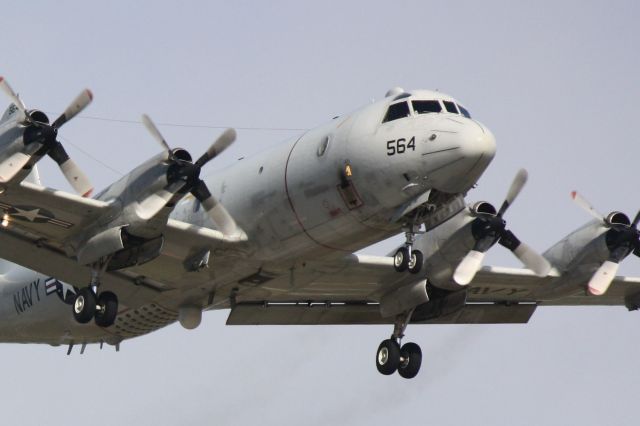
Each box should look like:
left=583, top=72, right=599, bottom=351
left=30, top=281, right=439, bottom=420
left=138, top=114, right=238, bottom=235
left=453, top=169, right=551, bottom=285
left=0, top=77, right=93, bottom=196
left=571, top=191, right=640, bottom=295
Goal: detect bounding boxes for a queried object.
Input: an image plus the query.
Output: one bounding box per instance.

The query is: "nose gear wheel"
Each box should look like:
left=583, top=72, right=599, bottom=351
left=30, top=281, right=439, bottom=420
left=393, top=226, right=424, bottom=274
left=393, top=247, right=424, bottom=274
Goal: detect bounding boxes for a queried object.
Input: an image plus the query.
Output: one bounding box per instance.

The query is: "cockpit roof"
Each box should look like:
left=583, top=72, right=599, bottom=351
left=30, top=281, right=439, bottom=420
left=381, top=88, right=472, bottom=123
left=388, top=88, right=460, bottom=105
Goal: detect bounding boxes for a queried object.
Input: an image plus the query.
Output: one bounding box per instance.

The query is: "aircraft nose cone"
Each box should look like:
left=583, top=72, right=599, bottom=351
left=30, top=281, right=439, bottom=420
left=456, top=121, right=496, bottom=188
left=459, top=121, right=496, bottom=162
left=427, top=120, right=496, bottom=193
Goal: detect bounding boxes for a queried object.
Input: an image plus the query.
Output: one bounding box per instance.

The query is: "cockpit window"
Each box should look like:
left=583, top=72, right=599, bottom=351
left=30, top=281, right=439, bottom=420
left=412, top=100, right=442, bottom=114
left=382, top=102, right=410, bottom=123
left=457, top=104, right=471, bottom=118
left=443, top=101, right=459, bottom=114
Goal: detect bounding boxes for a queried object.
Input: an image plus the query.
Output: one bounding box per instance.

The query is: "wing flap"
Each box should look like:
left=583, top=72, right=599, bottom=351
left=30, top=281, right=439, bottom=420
left=226, top=302, right=537, bottom=325
left=468, top=265, right=640, bottom=307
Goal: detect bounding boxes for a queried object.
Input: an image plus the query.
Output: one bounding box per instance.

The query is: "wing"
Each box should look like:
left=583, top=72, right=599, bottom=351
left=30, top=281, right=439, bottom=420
left=224, top=259, right=540, bottom=326
left=0, top=181, right=248, bottom=306
left=4, top=181, right=636, bottom=328
left=226, top=263, right=640, bottom=326
left=0, top=181, right=109, bottom=243
left=468, top=266, right=640, bottom=307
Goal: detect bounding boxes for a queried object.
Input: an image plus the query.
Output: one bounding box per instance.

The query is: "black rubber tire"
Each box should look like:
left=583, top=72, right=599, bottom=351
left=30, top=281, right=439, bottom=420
left=376, top=339, right=400, bottom=375
left=73, top=288, right=97, bottom=324
left=95, top=291, right=118, bottom=328
left=408, top=250, right=424, bottom=274
left=393, top=247, right=410, bottom=272
left=398, top=342, right=422, bottom=379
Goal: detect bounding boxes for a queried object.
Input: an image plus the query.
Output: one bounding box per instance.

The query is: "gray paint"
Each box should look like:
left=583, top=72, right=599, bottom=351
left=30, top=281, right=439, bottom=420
left=1, top=1, right=640, bottom=426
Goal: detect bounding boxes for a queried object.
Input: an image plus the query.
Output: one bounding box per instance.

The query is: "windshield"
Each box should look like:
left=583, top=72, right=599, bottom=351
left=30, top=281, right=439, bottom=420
left=382, top=102, right=410, bottom=123
left=412, top=100, right=442, bottom=114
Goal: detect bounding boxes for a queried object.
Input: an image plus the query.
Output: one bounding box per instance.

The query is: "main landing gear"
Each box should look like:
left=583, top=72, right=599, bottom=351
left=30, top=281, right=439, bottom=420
left=375, top=310, right=422, bottom=379
left=393, top=226, right=423, bottom=274
left=72, top=261, right=119, bottom=327
left=73, top=289, right=118, bottom=327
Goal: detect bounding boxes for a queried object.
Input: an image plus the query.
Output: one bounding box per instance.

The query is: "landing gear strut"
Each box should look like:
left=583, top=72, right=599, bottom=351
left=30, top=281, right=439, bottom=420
left=72, top=258, right=119, bottom=327
left=375, top=309, right=422, bottom=379
left=393, top=226, right=423, bottom=274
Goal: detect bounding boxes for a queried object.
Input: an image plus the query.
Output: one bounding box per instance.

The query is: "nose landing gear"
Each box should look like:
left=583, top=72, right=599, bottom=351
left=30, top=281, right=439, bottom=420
left=375, top=310, right=422, bottom=379
left=393, top=227, right=423, bottom=274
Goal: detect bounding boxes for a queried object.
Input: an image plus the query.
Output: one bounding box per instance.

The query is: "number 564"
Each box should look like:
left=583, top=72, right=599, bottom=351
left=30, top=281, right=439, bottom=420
left=386, top=137, right=415, bottom=156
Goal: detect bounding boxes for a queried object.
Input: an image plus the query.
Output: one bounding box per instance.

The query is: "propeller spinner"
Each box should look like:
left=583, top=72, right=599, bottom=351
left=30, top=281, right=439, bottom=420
left=138, top=114, right=239, bottom=236
left=453, top=169, right=551, bottom=285
left=571, top=191, right=640, bottom=295
left=0, top=77, right=93, bottom=196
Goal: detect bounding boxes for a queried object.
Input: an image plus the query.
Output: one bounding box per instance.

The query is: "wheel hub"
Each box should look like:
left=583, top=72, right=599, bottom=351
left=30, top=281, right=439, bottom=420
left=399, top=355, right=409, bottom=368
left=378, top=347, right=389, bottom=365
left=74, top=295, right=85, bottom=314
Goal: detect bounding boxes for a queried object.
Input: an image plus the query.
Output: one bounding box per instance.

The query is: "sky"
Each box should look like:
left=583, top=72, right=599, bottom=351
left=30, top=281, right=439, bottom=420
left=2, top=1, right=640, bottom=425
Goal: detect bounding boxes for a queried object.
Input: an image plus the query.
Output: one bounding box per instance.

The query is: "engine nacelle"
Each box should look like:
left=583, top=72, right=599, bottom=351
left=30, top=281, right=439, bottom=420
left=26, top=109, right=49, bottom=124
left=76, top=226, right=163, bottom=270
left=605, top=211, right=630, bottom=227
left=470, top=201, right=496, bottom=216
left=412, top=286, right=467, bottom=322
left=379, top=280, right=429, bottom=317
left=415, top=206, right=477, bottom=290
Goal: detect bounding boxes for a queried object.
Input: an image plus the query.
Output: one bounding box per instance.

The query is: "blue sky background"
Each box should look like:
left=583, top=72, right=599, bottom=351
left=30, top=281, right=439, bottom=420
left=2, top=1, right=640, bottom=425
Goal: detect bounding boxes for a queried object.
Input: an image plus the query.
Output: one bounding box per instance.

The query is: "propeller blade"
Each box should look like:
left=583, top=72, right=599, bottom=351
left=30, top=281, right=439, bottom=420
left=497, top=168, right=528, bottom=217
left=59, top=158, right=93, bottom=197
left=453, top=250, right=485, bottom=286
left=51, top=89, right=93, bottom=129
left=136, top=191, right=175, bottom=220
left=512, top=242, right=552, bottom=277
left=136, top=181, right=185, bottom=220
left=498, top=229, right=551, bottom=276
left=191, top=179, right=238, bottom=236
left=0, top=151, right=31, bottom=183
left=194, top=128, right=236, bottom=168
left=570, top=191, right=603, bottom=221
left=587, top=260, right=619, bottom=296
left=142, top=114, right=171, bottom=152
left=0, top=77, right=27, bottom=116
left=47, top=141, right=93, bottom=196
left=632, top=210, right=640, bottom=228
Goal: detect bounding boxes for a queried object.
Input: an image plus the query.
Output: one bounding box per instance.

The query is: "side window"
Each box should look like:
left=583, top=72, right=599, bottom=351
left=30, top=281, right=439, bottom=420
left=443, top=101, right=459, bottom=114
left=457, top=104, right=471, bottom=118
left=412, top=100, right=442, bottom=114
left=382, top=102, right=410, bottom=123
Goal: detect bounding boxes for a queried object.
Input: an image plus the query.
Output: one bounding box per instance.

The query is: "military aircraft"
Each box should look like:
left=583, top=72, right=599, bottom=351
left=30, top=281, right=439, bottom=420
left=0, top=78, right=638, bottom=379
